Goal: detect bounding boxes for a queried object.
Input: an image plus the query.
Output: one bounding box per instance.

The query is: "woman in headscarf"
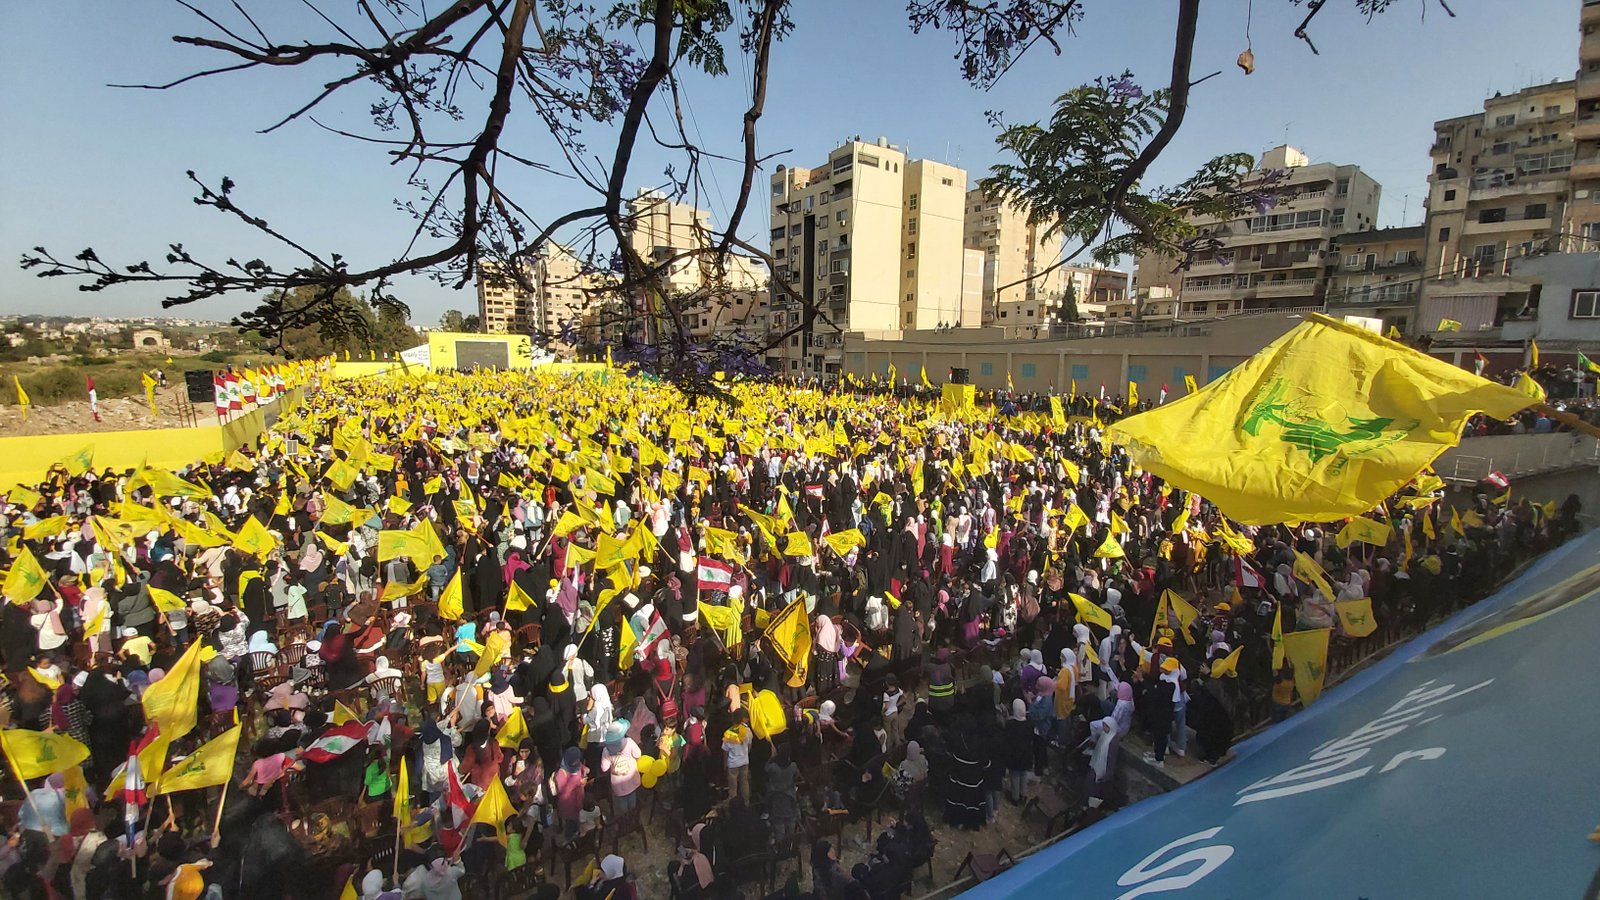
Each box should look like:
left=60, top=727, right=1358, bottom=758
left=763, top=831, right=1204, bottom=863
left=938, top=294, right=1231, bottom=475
left=1030, top=676, right=1056, bottom=776
left=1110, top=681, right=1135, bottom=737
left=814, top=614, right=841, bottom=693
left=601, top=720, right=643, bottom=816
left=461, top=719, right=503, bottom=790
left=810, top=841, right=848, bottom=900
left=584, top=684, right=613, bottom=772
left=579, top=854, right=635, bottom=900
left=402, top=856, right=465, bottom=900
left=671, top=822, right=716, bottom=897
left=1001, top=699, right=1033, bottom=804
left=417, top=708, right=455, bottom=797
left=942, top=720, right=990, bottom=832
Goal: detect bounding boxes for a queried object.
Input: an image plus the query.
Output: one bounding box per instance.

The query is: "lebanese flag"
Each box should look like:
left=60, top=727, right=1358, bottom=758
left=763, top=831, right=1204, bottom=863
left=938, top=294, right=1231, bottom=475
left=1474, top=351, right=1489, bottom=376
left=214, top=374, right=228, bottom=417
left=1233, top=556, right=1265, bottom=591
left=1159, top=384, right=1169, bottom=404
left=1484, top=471, right=1510, bottom=490
left=122, top=724, right=161, bottom=822
left=225, top=373, right=243, bottom=410
left=696, top=556, right=734, bottom=592
left=444, top=761, right=473, bottom=827
left=240, top=373, right=257, bottom=405
left=804, top=484, right=825, bottom=499
left=302, top=721, right=368, bottom=763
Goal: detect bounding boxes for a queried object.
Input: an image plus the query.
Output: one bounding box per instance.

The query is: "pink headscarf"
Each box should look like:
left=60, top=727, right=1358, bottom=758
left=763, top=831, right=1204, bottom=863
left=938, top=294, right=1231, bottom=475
left=815, top=614, right=839, bottom=653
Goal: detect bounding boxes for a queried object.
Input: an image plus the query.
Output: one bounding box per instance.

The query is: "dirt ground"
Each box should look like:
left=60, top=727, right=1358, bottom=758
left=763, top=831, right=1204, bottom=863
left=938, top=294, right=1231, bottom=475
left=0, top=388, right=217, bottom=436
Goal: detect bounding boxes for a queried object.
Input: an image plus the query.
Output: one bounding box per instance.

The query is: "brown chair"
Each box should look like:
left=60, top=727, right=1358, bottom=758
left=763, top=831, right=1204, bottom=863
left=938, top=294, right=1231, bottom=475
left=280, top=642, right=308, bottom=667
left=557, top=823, right=606, bottom=888
left=608, top=802, right=649, bottom=855
left=369, top=675, right=404, bottom=703
left=247, top=650, right=277, bottom=674
left=515, top=622, right=542, bottom=647
left=955, top=849, right=1015, bottom=883
left=1021, top=787, right=1074, bottom=840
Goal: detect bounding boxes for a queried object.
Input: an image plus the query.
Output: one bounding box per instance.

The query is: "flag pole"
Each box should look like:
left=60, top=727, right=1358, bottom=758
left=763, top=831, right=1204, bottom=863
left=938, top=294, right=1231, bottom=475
left=2, top=750, right=54, bottom=842
left=1532, top=402, right=1600, bottom=439
left=392, top=804, right=403, bottom=886
left=210, top=776, right=229, bottom=846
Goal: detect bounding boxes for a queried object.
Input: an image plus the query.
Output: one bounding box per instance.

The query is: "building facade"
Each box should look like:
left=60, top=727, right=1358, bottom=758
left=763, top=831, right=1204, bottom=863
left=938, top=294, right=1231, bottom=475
left=963, top=189, right=1067, bottom=326
left=1138, top=145, right=1381, bottom=321
left=1569, top=0, right=1600, bottom=248
left=1419, top=79, right=1576, bottom=334
left=767, top=138, right=967, bottom=376
left=476, top=260, right=537, bottom=334
left=1324, top=225, right=1426, bottom=331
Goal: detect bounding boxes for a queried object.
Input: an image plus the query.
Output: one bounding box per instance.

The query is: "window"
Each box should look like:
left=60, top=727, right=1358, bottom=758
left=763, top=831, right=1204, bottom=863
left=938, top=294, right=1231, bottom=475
left=1547, top=104, right=1563, bottom=116
left=858, top=152, right=881, bottom=169
left=1471, top=244, right=1497, bottom=264
left=1525, top=203, right=1547, bottom=220
left=804, top=196, right=815, bottom=211
left=908, top=218, right=918, bottom=235
left=817, top=239, right=829, bottom=253
left=1493, top=113, right=1516, bottom=127
left=904, top=312, right=913, bottom=325
left=1574, top=291, right=1600, bottom=318
left=1336, top=178, right=1351, bottom=197
left=771, top=181, right=784, bottom=196
left=1172, top=366, right=1187, bottom=383
left=906, top=270, right=914, bottom=279
left=905, top=293, right=913, bottom=303
left=775, top=248, right=786, bottom=259
left=1026, top=309, right=1035, bottom=317
left=817, top=216, right=828, bottom=228
left=789, top=336, right=799, bottom=347
left=1344, top=254, right=1361, bottom=269
left=1000, top=310, right=1007, bottom=318
left=837, top=234, right=848, bottom=247
left=820, top=192, right=830, bottom=204
left=1438, top=227, right=1452, bottom=242
left=1071, top=364, right=1089, bottom=380
left=1020, top=363, right=1037, bottom=378
left=906, top=244, right=916, bottom=258
left=830, top=259, right=848, bottom=274
left=1128, top=365, right=1148, bottom=382
left=831, top=155, right=851, bottom=172
left=1478, top=208, right=1506, bottom=224
left=1444, top=189, right=1457, bottom=201
left=941, top=177, right=953, bottom=186
left=1365, top=253, right=1377, bottom=270
left=836, top=211, right=847, bottom=226
left=908, top=194, right=919, bottom=209
left=789, top=224, right=802, bottom=236
left=980, top=362, right=994, bottom=376
left=1392, top=250, right=1413, bottom=265
left=1207, top=364, right=1231, bottom=381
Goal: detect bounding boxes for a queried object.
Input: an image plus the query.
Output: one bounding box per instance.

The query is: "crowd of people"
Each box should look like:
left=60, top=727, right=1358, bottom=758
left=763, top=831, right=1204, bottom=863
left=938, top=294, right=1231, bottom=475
left=0, top=366, right=1585, bottom=900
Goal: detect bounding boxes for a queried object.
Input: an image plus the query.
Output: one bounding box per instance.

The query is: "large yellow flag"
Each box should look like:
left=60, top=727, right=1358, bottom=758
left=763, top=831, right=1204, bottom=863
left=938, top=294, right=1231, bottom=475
left=232, top=516, right=278, bottom=559
left=471, top=776, right=516, bottom=843
left=4, top=547, right=49, bottom=603
left=378, top=521, right=445, bottom=564
left=1334, top=597, right=1378, bottom=638
left=496, top=707, right=529, bottom=749
left=1292, top=550, right=1336, bottom=599
left=783, top=531, right=814, bottom=558
left=764, top=596, right=812, bottom=684
left=1092, top=532, right=1125, bottom=559
left=1128, top=381, right=1139, bottom=407
left=154, top=725, right=241, bottom=794
left=394, top=756, right=411, bottom=824
left=1062, top=504, right=1091, bottom=532
left=1068, top=592, right=1112, bottom=630
left=321, top=494, right=359, bottom=525
left=437, top=570, right=464, bottom=621
left=617, top=617, right=638, bottom=670
left=822, top=528, right=866, bottom=557
left=1163, top=589, right=1199, bottom=644
left=143, top=640, right=204, bottom=741
left=380, top=574, right=430, bottom=602
left=505, top=579, right=537, bottom=613
left=148, top=586, right=187, bottom=613
left=1334, top=517, right=1393, bottom=549
left=1108, top=314, right=1533, bottom=524
left=1283, top=627, right=1332, bottom=706
left=1209, top=645, right=1243, bottom=678
left=61, top=445, right=95, bottom=477
left=142, top=372, right=159, bottom=416
left=0, top=729, right=91, bottom=780
left=474, top=629, right=511, bottom=679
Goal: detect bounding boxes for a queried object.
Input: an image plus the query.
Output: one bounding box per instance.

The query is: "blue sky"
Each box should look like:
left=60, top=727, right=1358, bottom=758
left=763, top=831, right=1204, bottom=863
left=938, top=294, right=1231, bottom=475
left=0, top=0, right=1576, bottom=325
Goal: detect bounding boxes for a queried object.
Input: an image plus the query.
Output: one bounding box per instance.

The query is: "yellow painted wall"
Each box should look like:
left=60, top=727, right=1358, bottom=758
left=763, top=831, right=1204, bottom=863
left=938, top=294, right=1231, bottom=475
left=331, top=361, right=406, bottom=380
left=0, top=389, right=305, bottom=489
left=428, top=332, right=533, bottom=371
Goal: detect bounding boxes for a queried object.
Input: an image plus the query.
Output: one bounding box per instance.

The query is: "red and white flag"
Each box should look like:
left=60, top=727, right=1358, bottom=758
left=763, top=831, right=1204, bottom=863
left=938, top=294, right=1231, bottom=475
left=213, top=374, right=229, bottom=418
left=804, top=484, right=825, bottom=500
left=122, top=724, right=162, bottom=825
left=1159, top=384, right=1169, bottom=404
left=225, top=373, right=243, bottom=411
left=1233, top=556, right=1265, bottom=591
left=1484, top=471, right=1510, bottom=490
left=302, top=721, right=368, bottom=763
left=445, top=760, right=473, bottom=828
left=696, top=556, right=734, bottom=592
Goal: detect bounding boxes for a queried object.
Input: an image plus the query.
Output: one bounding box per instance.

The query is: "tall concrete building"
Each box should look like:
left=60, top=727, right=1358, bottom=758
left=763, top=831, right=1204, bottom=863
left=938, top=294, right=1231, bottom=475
left=625, top=190, right=769, bottom=340
left=474, top=246, right=602, bottom=341
left=476, top=260, right=535, bottom=334
left=1419, top=79, right=1576, bottom=334
left=1570, top=1, right=1600, bottom=248
left=963, top=189, right=1067, bottom=327
left=767, top=138, right=967, bottom=376
left=1323, top=225, right=1427, bottom=331
left=1137, top=145, right=1381, bottom=320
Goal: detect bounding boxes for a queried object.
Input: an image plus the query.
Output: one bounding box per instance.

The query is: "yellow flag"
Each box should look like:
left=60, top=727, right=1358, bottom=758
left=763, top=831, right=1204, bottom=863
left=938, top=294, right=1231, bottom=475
left=380, top=574, right=430, bottom=602
left=496, top=707, right=530, bottom=749
left=505, top=579, right=537, bottom=613
left=1283, top=627, right=1331, bottom=706
left=385, top=495, right=412, bottom=516
left=1050, top=396, right=1067, bottom=427
left=1421, top=511, right=1436, bottom=541
left=4, top=546, right=49, bottom=603
left=154, top=725, right=241, bottom=795
left=550, top=510, right=584, bottom=538
left=1163, top=589, right=1199, bottom=644
left=1334, top=517, right=1393, bottom=549
left=617, top=617, right=638, bottom=669
left=1513, top=371, right=1545, bottom=401
left=1108, top=314, right=1533, bottom=524
left=1128, top=380, right=1139, bottom=407
left=1149, top=593, right=1169, bottom=644
left=61, top=765, right=89, bottom=818
left=1271, top=605, right=1285, bottom=670
left=332, top=700, right=362, bottom=725
left=142, top=372, right=159, bottom=416
left=1449, top=505, right=1464, bottom=536
left=1530, top=338, right=1539, bottom=368
left=1063, top=504, right=1090, bottom=532
left=8, top=486, right=41, bottom=509
left=1184, top=374, right=1198, bottom=395
left=1093, top=532, right=1125, bottom=559
left=13, top=376, right=29, bottom=420
left=142, top=640, right=203, bottom=741
left=233, top=516, right=278, bottom=559
left=1008, top=369, right=1015, bottom=391
left=339, top=876, right=358, bottom=900
left=822, top=529, right=866, bottom=557
left=764, top=596, right=812, bottom=684
left=1292, top=550, right=1335, bottom=599
left=226, top=450, right=255, bottom=472
left=474, top=629, right=511, bottom=679
left=320, top=494, right=359, bottom=526
left=1209, top=645, right=1243, bottom=678
left=471, top=775, right=516, bottom=843
left=61, top=445, right=95, bottom=477
left=1169, top=509, right=1189, bottom=535
left=378, top=521, right=445, bottom=564
left=1335, top=597, right=1378, bottom=638
left=149, top=586, right=187, bottom=613
left=1069, top=592, right=1112, bottom=630
left=0, top=729, right=91, bottom=780
left=920, top=365, right=933, bottom=389
left=438, top=570, right=464, bottom=621
left=783, top=531, right=813, bottom=558
left=394, top=756, right=411, bottom=824
left=1110, top=512, right=1130, bottom=534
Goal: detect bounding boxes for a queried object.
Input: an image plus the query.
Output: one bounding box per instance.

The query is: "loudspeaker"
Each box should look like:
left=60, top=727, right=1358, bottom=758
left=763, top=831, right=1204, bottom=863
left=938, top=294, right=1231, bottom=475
left=950, top=367, right=970, bottom=384
left=184, top=369, right=215, bottom=403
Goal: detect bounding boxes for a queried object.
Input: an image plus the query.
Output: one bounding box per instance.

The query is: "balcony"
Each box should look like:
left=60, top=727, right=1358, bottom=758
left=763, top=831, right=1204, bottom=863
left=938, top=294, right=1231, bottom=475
left=1469, top=177, right=1566, bottom=200
left=1258, top=249, right=1321, bottom=270
left=1587, top=0, right=1600, bottom=24
left=1576, top=114, right=1600, bottom=142
left=1463, top=215, right=1553, bottom=236
left=1254, top=278, right=1321, bottom=299
left=1573, top=154, right=1600, bottom=180
left=1581, top=68, right=1600, bottom=100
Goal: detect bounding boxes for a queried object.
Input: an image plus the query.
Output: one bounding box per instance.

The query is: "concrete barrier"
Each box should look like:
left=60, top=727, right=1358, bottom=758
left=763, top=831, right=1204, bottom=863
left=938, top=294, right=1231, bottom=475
left=1434, top=432, right=1600, bottom=484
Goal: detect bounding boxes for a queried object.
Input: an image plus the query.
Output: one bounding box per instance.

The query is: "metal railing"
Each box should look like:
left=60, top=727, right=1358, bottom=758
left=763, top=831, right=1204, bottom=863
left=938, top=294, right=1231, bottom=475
left=1436, top=433, right=1600, bottom=484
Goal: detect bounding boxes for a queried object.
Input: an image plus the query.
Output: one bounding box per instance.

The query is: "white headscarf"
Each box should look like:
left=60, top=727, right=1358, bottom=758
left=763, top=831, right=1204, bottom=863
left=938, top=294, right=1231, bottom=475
left=600, top=855, right=625, bottom=880
left=587, top=684, right=613, bottom=732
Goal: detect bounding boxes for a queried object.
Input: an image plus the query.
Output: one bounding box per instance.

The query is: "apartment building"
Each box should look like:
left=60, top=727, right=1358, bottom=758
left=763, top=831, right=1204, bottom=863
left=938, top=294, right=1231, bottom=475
left=963, top=189, right=1067, bottom=326
left=767, top=138, right=966, bottom=376
left=1107, top=286, right=1178, bottom=323
left=1571, top=1, right=1600, bottom=246
left=1418, top=79, right=1575, bottom=334
left=1138, top=145, right=1381, bottom=320
left=623, top=189, right=770, bottom=340
left=476, top=260, right=536, bottom=334
left=1324, top=225, right=1426, bottom=332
